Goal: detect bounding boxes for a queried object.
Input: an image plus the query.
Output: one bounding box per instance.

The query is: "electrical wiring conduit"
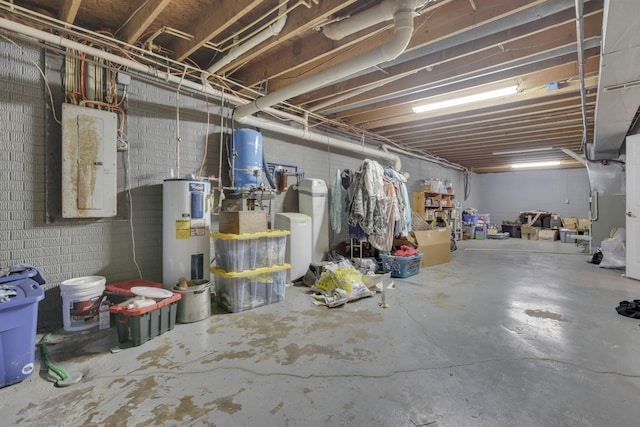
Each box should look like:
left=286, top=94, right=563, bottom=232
left=0, top=16, right=400, bottom=170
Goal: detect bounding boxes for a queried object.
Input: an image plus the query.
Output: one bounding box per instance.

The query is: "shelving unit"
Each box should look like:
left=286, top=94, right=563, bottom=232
left=412, top=191, right=461, bottom=240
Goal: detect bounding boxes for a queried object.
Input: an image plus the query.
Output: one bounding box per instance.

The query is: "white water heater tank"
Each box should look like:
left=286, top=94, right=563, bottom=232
left=275, top=213, right=312, bottom=282
left=162, top=179, right=211, bottom=289
left=298, top=178, right=329, bottom=263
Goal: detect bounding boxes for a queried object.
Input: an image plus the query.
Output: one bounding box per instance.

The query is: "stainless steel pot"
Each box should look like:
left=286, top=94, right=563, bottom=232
left=173, top=280, right=212, bottom=323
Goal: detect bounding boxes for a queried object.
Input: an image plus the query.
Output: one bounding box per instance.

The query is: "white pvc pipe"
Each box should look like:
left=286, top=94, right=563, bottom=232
left=322, top=0, right=397, bottom=40
left=0, top=15, right=401, bottom=169
left=322, top=0, right=428, bottom=41
left=233, top=2, right=416, bottom=120
left=244, top=115, right=401, bottom=170
left=207, top=6, right=288, bottom=73
left=384, top=144, right=464, bottom=171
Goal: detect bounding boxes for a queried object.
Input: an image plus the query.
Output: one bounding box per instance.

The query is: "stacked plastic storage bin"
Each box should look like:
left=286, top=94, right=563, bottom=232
left=210, top=230, right=290, bottom=312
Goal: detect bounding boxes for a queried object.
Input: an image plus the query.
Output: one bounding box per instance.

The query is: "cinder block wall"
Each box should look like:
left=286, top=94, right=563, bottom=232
left=1, top=40, right=476, bottom=325
left=476, top=169, right=590, bottom=225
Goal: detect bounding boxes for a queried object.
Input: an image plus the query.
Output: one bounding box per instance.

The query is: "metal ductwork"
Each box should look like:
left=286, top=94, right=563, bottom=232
left=592, top=0, right=640, bottom=160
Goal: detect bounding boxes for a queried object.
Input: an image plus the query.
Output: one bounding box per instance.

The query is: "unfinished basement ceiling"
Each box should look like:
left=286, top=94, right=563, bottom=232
left=1, top=0, right=634, bottom=173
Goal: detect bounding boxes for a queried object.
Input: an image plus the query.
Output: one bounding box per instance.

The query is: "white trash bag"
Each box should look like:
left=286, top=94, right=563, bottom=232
left=599, top=228, right=626, bottom=269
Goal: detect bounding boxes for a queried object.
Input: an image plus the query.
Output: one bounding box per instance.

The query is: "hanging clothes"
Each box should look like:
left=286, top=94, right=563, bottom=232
left=345, top=160, right=386, bottom=237
left=331, top=169, right=342, bottom=233
left=344, top=160, right=413, bottom=247
left=385, top=168, right=411, bottom=234
left=368, top=178, right=399, bottom=251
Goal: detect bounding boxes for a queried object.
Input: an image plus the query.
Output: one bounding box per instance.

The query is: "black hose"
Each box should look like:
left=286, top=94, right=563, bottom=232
left=262, top=147, right=276, bottom=189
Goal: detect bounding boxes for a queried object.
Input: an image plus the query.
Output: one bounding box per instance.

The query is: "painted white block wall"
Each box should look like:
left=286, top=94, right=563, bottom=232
left=476, top=169, right=591, bottom=225
left=0, top=38, right=476, bottom=325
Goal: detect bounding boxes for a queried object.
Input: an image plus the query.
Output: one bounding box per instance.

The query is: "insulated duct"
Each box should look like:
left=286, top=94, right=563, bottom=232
left=233, top=0, right=418, bottom=120
left=0, top=16, right=400, bottom=170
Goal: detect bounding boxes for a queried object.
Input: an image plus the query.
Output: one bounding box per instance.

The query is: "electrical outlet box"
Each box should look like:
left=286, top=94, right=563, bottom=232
left=117, top=72, right=131, bottom=85
left=61, top=103, right=117, bottom=218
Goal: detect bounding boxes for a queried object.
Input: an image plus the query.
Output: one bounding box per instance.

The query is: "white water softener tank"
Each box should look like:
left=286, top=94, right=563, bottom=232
left=275, top=213, right=312, bottom=282
left=163, top=179, right=211, bottom=290
left=298, top=178, right=329, bottom=263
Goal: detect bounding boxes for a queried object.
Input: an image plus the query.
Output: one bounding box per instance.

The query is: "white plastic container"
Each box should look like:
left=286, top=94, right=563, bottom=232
left=298, top=178, right=329, bottom=263
left=59, top=276, right=106, bottom=331
left=275, top=213, right=312, bottom=282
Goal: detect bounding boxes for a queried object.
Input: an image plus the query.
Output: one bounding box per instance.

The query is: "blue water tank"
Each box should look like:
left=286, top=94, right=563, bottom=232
left=231, top=129, right=263, bottom=189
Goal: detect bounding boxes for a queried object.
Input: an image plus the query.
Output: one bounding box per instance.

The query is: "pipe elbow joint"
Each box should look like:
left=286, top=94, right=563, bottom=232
left=322, top=25, right=344, bottom=41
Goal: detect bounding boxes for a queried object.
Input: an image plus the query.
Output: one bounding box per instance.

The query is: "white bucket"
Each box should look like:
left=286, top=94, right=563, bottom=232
left=59, top=276, right=106, bottom=332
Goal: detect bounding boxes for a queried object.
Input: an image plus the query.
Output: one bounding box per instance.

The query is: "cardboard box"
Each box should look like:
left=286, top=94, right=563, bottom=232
left=550, top=215, right=562, bottom=229
left=578, top=218, right=590, bottom=229
left=521, top=225, right=539, bottom=240
left=411, top=227, right=450, bottom=268
left=539, top=229, right=559, bottom=241
left=563, top=217, right=578, bottom=229
left=219, top=211, right=268, bottom=234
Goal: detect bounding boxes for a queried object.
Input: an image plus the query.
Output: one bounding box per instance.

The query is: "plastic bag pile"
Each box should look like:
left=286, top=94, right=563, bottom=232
left=599, top=228, right=625, bottom=269
left=308, top=259, right=388, bottom=308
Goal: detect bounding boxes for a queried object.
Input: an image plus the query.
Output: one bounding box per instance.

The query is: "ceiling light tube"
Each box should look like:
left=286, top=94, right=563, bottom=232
left=412, top=85, right=518, bottom=114
left=511, top=161, right=561, bottom=169
left=492, top=147, right=554, bottom=155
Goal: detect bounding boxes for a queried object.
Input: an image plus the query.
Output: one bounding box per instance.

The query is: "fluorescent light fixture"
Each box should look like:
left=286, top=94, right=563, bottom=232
left=412, top=85, right=519, bottom=114
left=511, top=161, right=561, bottom=169
left=492, top=147, right=553, bottom=155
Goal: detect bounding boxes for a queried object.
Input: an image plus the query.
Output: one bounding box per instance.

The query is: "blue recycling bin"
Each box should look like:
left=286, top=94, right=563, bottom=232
left=0, top=268, right=45, bottom=388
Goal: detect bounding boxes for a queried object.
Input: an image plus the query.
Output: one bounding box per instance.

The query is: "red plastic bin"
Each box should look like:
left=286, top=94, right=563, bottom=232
left=105, top=279, right=163, bottom=304
left=109, top=292, right=181, bottom=346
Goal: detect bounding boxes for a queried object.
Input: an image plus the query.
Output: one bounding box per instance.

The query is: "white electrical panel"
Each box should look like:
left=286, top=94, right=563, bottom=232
left=61, top=103, right=117, bottom=218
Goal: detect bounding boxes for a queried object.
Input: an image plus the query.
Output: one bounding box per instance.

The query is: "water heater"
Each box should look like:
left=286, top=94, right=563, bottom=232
left=231, top=128, right=263, bottom=189
left=162, top=179, right=211, bottom=289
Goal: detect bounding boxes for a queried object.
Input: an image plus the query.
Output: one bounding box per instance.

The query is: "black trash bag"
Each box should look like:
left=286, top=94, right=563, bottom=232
left=615, top=300, right=640, bottom=319
left=588, top=248, right=603, bottom=265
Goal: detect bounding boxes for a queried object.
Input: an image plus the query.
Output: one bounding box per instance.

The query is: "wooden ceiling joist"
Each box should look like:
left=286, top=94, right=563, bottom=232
left=118, top=0, right=173, bottom=44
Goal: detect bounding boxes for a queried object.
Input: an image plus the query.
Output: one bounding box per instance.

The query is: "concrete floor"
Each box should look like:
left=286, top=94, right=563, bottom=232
left=2, top=238, right=640, bottom=426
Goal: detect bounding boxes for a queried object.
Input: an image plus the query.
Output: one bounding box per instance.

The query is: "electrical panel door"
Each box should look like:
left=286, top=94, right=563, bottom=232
left=61, top=103, right=117, bottom=218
